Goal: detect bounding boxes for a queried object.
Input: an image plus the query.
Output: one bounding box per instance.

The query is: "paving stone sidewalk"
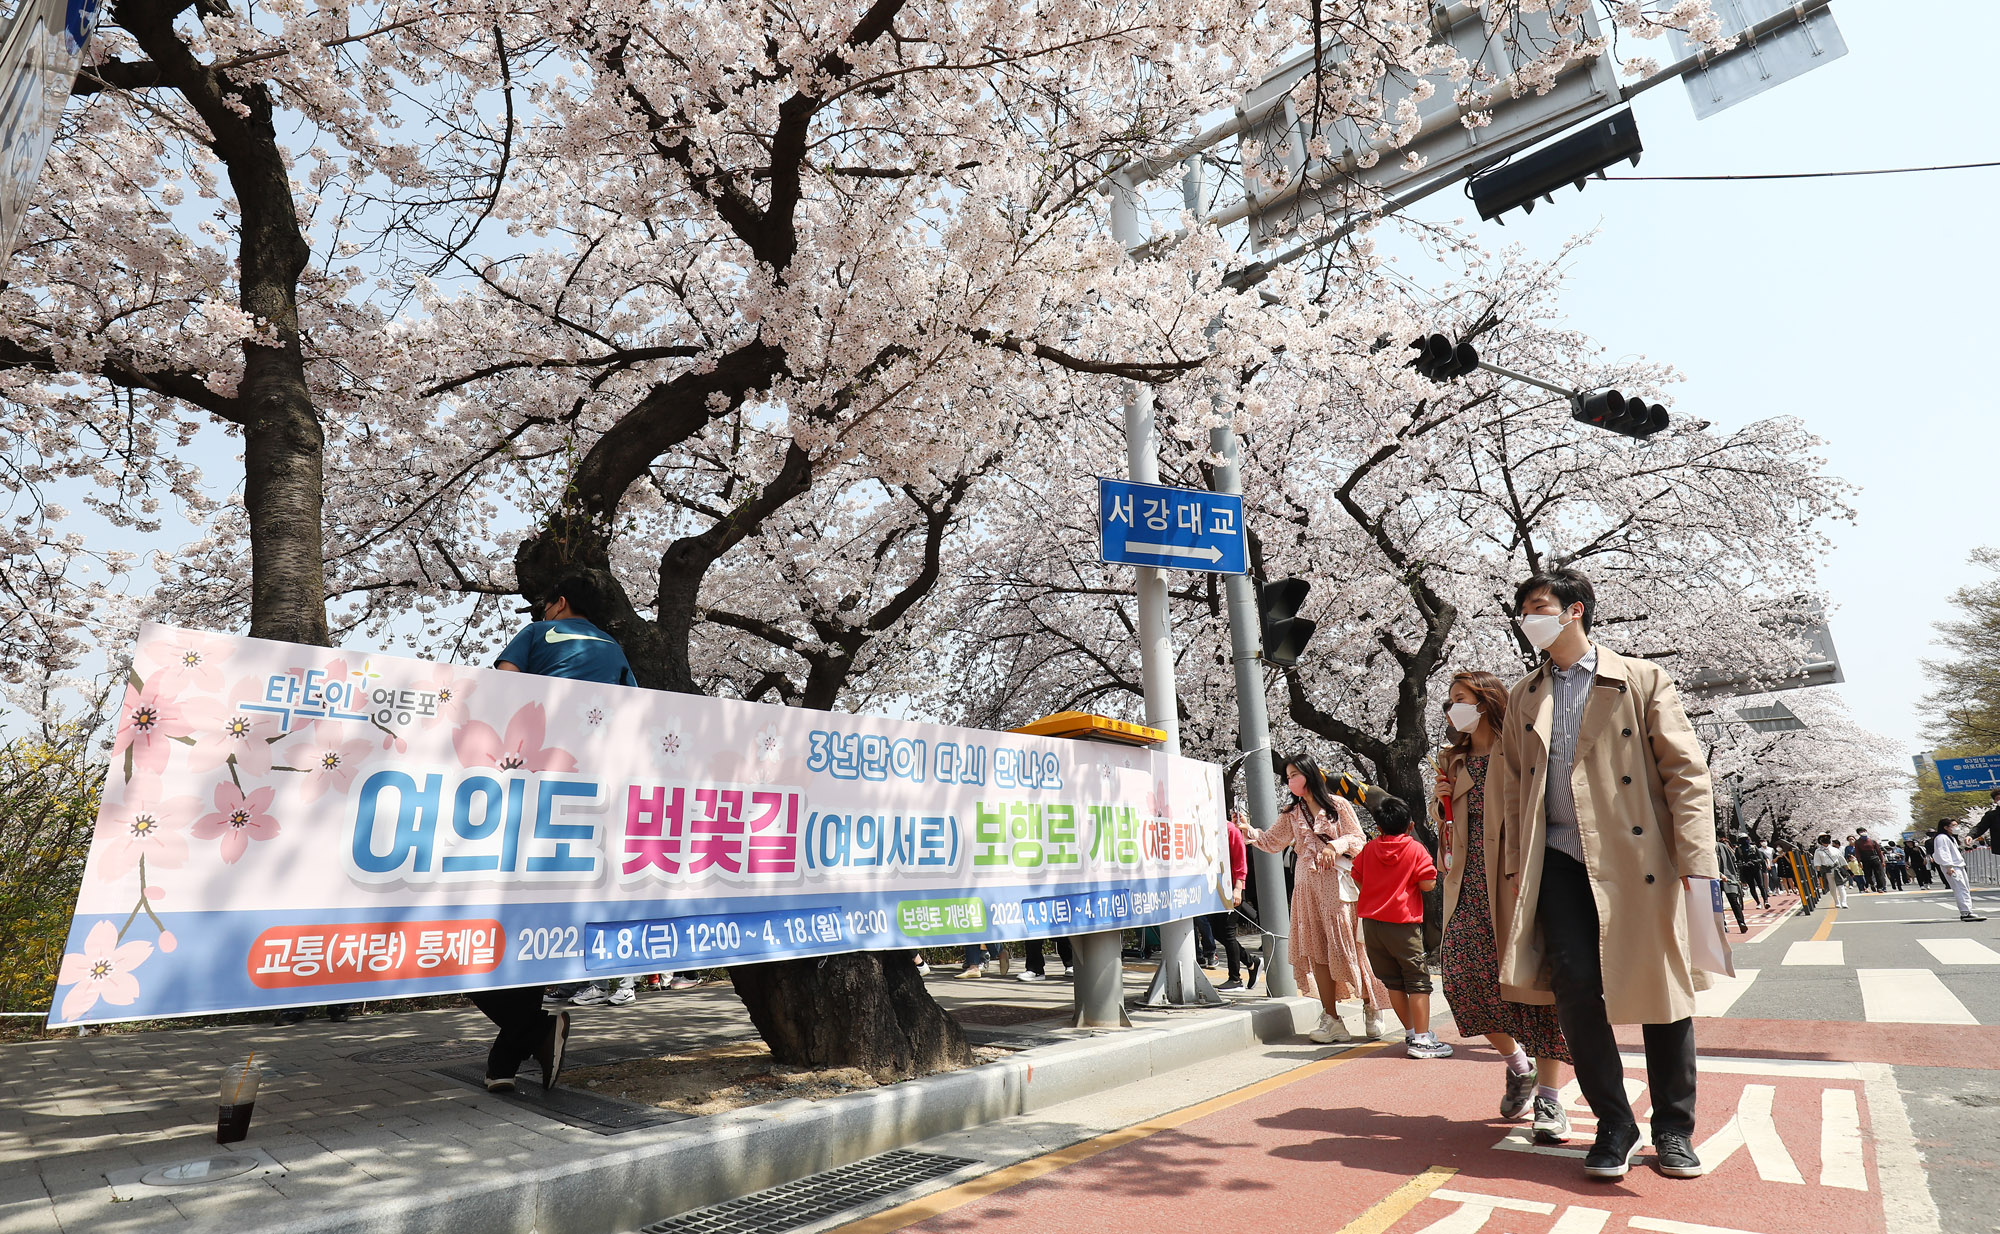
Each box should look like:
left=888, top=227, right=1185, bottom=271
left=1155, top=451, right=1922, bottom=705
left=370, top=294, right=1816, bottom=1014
left=4, top=963, right=1211, bottom=1234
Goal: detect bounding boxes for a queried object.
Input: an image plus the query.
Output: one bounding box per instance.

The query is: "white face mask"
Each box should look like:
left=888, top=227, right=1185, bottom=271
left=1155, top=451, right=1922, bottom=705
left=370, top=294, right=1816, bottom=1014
left=1447, top=702, right=1482, bottom=733
left=1519, top=611, right=1571, bottom=651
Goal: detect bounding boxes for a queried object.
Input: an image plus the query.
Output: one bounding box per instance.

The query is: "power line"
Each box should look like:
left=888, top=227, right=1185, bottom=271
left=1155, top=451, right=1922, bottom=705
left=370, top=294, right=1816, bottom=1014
left=1604, top=159, right=2000, bottom=182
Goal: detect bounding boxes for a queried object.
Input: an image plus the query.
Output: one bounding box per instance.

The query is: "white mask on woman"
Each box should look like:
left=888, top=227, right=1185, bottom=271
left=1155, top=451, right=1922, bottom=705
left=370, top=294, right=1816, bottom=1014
left=1447, top=702, right=1482, bottom=733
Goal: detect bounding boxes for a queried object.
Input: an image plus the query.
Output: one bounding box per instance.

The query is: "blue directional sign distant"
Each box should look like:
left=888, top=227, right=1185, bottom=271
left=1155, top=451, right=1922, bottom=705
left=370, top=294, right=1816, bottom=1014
left=1098, top=477, right=1247, bottom=575
left=1934, top=756, right=2000, bottom=794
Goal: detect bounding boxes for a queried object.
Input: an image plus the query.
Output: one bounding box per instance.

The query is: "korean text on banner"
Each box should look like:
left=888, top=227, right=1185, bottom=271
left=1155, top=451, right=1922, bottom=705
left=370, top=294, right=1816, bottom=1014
left=51, top=626, right=1229, bottom=1026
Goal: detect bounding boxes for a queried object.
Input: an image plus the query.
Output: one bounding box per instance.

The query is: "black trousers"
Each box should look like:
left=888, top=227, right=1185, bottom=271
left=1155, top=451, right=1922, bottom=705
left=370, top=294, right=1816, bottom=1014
left=470, top=986, right=553, bottom=1081
left=1743, top=865, right=1769, bottom=905
left=1203, top=910, right=1247, bottom=979
left=1537, top=848, right=1698, bottom=1139
left=1025, top=936, right=1074, bottom=975
left=1722, top=887, right=1747, bottom=932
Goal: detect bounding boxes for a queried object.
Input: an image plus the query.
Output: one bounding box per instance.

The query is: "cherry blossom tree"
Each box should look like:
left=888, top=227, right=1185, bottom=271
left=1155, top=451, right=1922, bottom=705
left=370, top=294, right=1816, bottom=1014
left=1703, top=691, right=1908, bottom=848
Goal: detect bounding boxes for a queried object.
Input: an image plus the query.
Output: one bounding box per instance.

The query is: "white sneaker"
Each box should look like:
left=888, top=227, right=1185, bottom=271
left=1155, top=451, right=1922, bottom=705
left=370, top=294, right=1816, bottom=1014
left=1017, top=971, right=1046, bottom=982
left=1364, top=1008, right=1387, bottom=1039
left=569, top=984, right=609, bottom=1006
left=607, top=980, right=637, bottom=1005
left=1308, top=1011, right=1353, bottom=1044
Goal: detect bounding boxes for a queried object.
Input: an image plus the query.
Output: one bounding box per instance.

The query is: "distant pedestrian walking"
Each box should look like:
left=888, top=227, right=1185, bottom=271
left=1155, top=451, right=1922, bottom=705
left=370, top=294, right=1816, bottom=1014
left=1243, top=757, right=1390, bottom=1044
left=1933, top=821, right=1986, bottom=922
left=1811, top=834, right=1849, bottom=909
left=1433, top=670, right=1571, bottom=1145
left=1884, top=841, right=1907, bottom=891
left=1905, top=838, right=1934, bottom=889
left=1715, top=842, right=1748, bottom=933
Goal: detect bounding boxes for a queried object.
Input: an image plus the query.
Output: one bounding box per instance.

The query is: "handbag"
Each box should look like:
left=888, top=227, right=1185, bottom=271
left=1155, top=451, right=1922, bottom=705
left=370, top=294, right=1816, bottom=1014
left=1335, top=855, right=1360, bottom=902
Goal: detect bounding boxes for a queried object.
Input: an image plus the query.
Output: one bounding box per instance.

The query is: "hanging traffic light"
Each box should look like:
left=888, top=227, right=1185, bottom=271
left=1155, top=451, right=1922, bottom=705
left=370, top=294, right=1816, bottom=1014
left=1257, top=578, right=1318, bottom=668
left=1571, top=389, right=1670, bottom=440
left=1468, top=109, right=1644, bottom=224
left=1407, top=333, right=1479, bottom=382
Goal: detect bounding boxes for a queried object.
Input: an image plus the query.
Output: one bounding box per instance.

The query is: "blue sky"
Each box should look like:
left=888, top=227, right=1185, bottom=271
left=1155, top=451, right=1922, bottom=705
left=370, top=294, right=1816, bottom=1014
left=1399, top=0, right=1991, bottom=767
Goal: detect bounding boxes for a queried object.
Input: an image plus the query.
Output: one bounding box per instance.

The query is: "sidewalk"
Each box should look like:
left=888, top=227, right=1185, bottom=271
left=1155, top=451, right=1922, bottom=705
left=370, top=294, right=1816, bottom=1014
left=5, top=961, right=1309, bottom=1234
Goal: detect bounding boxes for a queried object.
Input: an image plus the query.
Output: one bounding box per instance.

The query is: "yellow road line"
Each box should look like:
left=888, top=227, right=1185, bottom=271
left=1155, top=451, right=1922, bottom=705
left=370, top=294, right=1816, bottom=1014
left=1334, top=1165, right=1459, bottom=1234
left=836, top=1039, right=1392, bottom=1234
left=1812, top=905, right=1839, bottom=941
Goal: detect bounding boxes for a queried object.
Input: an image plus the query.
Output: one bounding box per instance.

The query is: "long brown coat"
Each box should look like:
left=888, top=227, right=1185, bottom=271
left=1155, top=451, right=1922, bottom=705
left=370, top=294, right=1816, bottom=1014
left=1432, top=745, right=1553, bottom=1006
left=1490, top=645, right=1719, bottom=1024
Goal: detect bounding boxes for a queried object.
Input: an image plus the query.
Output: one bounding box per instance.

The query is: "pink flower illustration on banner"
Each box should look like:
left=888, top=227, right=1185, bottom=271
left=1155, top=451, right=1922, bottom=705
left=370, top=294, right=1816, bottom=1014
left=186, top=691, right=285, bottom=779
left=109, top=677, right=191, bottom=780
left=135, top=628, right=232, bottom=695
left=413, top=662, right=477, bottom=726
left=56, top=920, right=153, bottom=1021
left=193, top=782, right=280, bottom=863
left=94, top=785, right=198, bottom=881
left=656, top=720, right=688, bottom=769
left=453, top=703, right=578, bottom=772
left=291, top=727, right=375, bottom=803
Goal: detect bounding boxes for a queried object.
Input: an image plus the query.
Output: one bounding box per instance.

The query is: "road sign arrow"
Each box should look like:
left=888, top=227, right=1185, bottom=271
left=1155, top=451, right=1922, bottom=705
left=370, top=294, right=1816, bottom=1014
left=1125, top=541, right=1223, bottom=563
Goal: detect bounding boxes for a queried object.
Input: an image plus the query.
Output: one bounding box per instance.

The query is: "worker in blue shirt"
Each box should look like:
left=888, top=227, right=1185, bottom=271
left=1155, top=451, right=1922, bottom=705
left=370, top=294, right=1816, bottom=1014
left=472, top=573, right=637, bottom=1093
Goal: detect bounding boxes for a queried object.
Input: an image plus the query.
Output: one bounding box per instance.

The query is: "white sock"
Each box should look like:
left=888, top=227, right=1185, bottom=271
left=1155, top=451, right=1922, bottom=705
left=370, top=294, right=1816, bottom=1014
left=1537, top=1084, right=1561, bottom=1103
left=1503, top=1049, right=1532, bottom=1075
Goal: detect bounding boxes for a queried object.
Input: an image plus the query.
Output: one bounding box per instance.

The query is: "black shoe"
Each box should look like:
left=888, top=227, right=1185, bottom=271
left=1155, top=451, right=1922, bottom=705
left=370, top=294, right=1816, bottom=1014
left=1963, top=914, right=1987, bottom=922
left=327, top=1004, right=354, bottom=1023
left=1583, top=1123, right=1643, bottom=1180
left=1246, top=955, right=1262, bottom=989
left=274, top=1009, right=309, bottom=1026
left=537, top=1011, right=570, bottom=1093
left=1218, top=977, right=1244, bottom=990
left=1653, top=1130, right=1703, bottom=1178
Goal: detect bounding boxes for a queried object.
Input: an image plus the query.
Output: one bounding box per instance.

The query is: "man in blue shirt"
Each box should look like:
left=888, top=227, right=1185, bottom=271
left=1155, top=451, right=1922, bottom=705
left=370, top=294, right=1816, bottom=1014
left=472, top=573, right=637, bottom=1093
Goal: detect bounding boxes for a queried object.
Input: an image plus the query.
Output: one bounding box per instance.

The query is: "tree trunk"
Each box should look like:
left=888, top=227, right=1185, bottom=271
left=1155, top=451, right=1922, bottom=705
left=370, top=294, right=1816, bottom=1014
left=729, top=951, right=972, bottom=1076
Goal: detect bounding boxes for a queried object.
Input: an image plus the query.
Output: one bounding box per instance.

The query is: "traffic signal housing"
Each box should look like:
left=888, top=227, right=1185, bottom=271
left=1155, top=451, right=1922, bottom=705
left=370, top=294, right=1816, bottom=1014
left=1258, top=577, right=1317, bottom=668
left=1407, top=334, right=1479, bottom=382
left=1468, top=109, right=1643, bottom=224
left=1571, top=389, right=1670, bottom=440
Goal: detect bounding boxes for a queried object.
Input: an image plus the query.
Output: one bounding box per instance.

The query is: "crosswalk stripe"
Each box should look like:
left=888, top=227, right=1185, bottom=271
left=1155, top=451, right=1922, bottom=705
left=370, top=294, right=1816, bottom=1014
left=1738, top=1084, right=1804, bottom=1184
left=1820, top=1089, right=1864, bottom=1190
left=1782, top=940, right=1845, bottom=965
left=1695, top=968, right=1759, bottom=1017
left=1917, top=938, right=2000, bottom=965
left=1857, top=968, right=1979, bottom=1024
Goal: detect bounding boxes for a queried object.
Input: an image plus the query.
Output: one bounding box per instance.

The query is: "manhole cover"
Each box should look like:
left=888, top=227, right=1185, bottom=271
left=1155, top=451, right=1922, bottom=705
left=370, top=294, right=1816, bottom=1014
left=350, top=1041, right=482, bottom=1065
left=140, top=1155, right=262, bottom=1187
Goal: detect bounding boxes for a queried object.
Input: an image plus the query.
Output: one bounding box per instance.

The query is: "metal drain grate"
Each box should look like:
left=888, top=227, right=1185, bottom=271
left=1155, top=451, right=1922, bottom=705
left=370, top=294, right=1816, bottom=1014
left=639, top=1149, right=979, bottom=1234
left=432, top=1062, right=695, bottom=1134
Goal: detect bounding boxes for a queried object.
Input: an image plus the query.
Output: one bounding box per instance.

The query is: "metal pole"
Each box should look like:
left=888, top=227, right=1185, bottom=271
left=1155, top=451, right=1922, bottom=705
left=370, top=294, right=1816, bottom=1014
left=1207, top=420, right=1295, bottom=996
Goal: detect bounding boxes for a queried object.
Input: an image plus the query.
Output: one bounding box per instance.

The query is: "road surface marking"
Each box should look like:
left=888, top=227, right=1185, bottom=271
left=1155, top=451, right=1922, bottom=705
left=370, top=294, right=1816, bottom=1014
left=1857, top=968, right=1979, bottom=1024
left=1783, top=940, right=1845, bottom=965
left=1334, top=1166, right=1458, bottom=1234
left=1696, top=969, right=1759, bottom=1016
left=1820, top=1088, right=1864, bottom=1190
left=835, top=1040, right=1392, bottom=1234
left=1630, top=1220, right=1771, bottom=1234
left=1547, top=1207, right=1611, bottom=1234
left=1811, top=906, right=1839, bottom=941
left=1737, top=1084, right=1804, bottom=1184
left=1830, top=918, right=1966, bottom=926
left=1614, top=1053, right=1861, bottom=1078
left=1917, top=938, right=2000, bottom=964
left=1860, top=1061, right=1944, bottom=1234
left=1744, top=907, right=1796, bottom=944
left=1412, top=1187, right=1552, bottom=1234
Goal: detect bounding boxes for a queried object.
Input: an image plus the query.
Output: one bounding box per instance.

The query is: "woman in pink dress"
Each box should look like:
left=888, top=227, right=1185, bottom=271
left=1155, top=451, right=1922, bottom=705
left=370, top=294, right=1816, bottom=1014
left=1242, top=757, right=1391, bottom=1043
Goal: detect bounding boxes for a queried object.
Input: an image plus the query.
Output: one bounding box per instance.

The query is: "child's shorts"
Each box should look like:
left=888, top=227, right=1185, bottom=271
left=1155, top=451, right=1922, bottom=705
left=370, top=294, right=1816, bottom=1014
left=1361, top=918, right=1431, bottom=994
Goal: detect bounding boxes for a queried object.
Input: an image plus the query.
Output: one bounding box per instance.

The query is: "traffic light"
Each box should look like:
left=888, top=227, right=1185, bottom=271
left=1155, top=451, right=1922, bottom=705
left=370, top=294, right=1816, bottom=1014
left=1571, top=389, right=1670, bottom=439
left=1407, top=333, right=1478, bottom=382
left=1468, top=109, right=1643, bottom=224
left=1257, top=577, right=1317, bottom=668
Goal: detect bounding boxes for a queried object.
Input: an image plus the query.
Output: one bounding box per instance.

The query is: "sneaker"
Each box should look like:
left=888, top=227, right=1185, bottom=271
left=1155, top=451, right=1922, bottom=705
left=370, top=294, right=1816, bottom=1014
left=1308, top=1011, right=1352, bottom=1044
left=484, top=1076, right=517, bottom=1093
left=1363, top=1008, right=1388, bottom=1039
left=914, top=957, right=931, bottom=976
left=537, top=1011, right=569, bottom=1093
left=570, top=984, right=610, bottom=1006
left=1245, top=955, right=1262, bottom=989
left=668, top=975, right=701, bottom=990
left=1218, top=977, right=1244, bottom=991
left=542, top=991, right=569, bottom=1007
left=1407, top=1033, right=1454, bottom=1059
left=1962, top=914, right=1988, bottom=922
left=607, top=982, right=637, bottom=1006
left=953, top=966, right=984, bottom=980
left=1017, top=970, right=1046, bottom=982
left=1582, top=1123, right=1642, bottom=1180
left=274, top=1009, right=309, bottom=1026
left=1501, top=1066, right=1538, bottom=1120
left=1532, top=1095, right=1572, bottom=1144
left=1653, top=1130, right=1704, bottom=1178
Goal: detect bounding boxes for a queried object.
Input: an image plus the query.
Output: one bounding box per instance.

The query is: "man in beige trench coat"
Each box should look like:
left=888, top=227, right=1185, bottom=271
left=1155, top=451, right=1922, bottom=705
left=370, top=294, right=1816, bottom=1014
left=1491, top=567, right=1718, bottom=1182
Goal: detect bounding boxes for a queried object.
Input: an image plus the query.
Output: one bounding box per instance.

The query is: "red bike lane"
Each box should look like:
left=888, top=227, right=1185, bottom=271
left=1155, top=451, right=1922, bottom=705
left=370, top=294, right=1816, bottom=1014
left=848, top=1020, right=1993, bottom=1234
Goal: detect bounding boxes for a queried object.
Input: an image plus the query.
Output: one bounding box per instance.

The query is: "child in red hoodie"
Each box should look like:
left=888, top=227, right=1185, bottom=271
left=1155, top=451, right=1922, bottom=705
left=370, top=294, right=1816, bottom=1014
left=1354, top=796, right=1449, bottom=1059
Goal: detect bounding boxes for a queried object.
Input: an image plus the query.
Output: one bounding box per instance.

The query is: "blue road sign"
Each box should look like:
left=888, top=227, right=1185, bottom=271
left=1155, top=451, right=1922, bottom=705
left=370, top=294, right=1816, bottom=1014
left=1098, top=477, right=1247, bottom=575
left=1934, top=756, right=2000, bottom=794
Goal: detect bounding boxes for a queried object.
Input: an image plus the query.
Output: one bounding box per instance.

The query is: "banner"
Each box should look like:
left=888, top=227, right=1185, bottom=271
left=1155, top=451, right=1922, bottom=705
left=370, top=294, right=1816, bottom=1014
left=52, top=625, right=1227, bottom=1025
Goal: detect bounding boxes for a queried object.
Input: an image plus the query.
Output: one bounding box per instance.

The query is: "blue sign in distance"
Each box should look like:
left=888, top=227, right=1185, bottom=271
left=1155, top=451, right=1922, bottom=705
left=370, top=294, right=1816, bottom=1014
left=1934, top=756, right=2000, bottom=793
left=1098, top=477, right=1247, bottom=575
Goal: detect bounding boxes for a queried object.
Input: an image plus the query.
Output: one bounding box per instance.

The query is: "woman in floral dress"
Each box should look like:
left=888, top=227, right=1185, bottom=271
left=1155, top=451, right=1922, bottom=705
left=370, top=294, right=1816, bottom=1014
left=1243, top=757, right=1391, bottom=1043
left=1434, top=670, right=1572, bottom=1143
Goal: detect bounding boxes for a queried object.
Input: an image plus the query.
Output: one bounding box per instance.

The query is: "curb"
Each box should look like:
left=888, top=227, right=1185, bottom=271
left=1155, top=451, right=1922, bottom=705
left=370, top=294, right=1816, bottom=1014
left=261, top=996, right=1320, bottom=1234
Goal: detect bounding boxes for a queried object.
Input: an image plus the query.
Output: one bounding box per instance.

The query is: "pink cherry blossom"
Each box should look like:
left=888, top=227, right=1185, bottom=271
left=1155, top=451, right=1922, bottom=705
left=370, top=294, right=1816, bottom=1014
left=289, top=727, right=376, bottom=803
left=187, top=697, right=285, bottom=779
left=93, top=784, right=199, bottom=881
left=192, top=782, right=281, bottom=864
left=453, top=703, right=578, bottom=773
left=56, top=921, right=154, bottom=1021
left=136, top=628, right=233, bottom=695
left=109, top=677, right=191, bottom=780
left=413, top=662, right=478, bottom=727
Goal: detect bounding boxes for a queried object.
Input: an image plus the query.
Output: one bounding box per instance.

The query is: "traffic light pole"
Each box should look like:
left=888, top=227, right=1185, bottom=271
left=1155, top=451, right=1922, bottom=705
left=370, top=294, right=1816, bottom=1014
left=1208, top=418, right=1296, bottom=997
